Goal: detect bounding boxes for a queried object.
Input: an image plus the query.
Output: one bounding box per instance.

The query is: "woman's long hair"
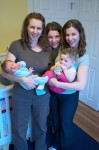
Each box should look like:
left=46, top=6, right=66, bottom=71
left=21, top=12, right=49, bottom=51
left=62, top=19, right=86, bottom=57
left=46, top=21, right=63, bottom=47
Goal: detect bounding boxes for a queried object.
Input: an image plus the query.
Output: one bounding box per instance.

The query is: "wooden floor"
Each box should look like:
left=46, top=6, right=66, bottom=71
left=73, top=101, right=99, bottom=142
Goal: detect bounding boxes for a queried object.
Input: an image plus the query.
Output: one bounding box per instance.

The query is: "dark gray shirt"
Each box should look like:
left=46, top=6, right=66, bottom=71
left=9, top=40, right=52, bottom=75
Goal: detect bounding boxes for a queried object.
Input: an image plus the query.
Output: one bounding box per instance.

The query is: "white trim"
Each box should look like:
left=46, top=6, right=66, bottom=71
left=28, top=0, right=34, bottom=13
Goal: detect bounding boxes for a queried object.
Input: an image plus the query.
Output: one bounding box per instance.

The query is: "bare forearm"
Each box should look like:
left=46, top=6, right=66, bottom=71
left=2, top=71, right=22, bottom=83
left=49, top=69, right=88, bottom=91
left=56, top=80, right=85, bottom=91
left=49, top=65, right=89, bottom=91
left=2, top=70, right=38, bottom=89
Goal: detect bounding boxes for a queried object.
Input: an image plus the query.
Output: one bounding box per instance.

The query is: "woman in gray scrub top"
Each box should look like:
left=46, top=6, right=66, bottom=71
left=2, top=12, right=52, bottom=150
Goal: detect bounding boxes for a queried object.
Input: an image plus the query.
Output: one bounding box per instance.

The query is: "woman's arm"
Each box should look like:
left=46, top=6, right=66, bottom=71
left=1, top=52, right=38, bottom=89
left=2, top=70, right=37, bottom=89
left=49, top=65, right=89, bottom=91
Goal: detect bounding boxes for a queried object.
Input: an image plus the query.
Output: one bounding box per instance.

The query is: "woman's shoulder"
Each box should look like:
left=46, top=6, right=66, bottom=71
left=78, top=52, right=89, bottom=66
left=82, top=52, right=89, bottom=58
left=46, top=46, right=53, bottom=56
left=10, top=39, right=21, bottom=46
left=9, top=39, right=23, bottom=55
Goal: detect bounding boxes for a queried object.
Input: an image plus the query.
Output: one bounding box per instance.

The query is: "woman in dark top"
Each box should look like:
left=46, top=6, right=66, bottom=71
left=2, top=12, right=52, bottom=150
left=45, top=22, right=62, bottom=149
left=46, top=22, right=62, bottom=65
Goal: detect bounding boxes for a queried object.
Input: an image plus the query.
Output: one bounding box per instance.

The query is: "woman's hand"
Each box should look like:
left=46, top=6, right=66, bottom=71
left=49, top=78, right=59, bottom=87
left=21, top=75, right=38, bottom=89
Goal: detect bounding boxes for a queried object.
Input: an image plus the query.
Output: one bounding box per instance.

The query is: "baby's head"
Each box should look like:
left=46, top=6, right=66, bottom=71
left=1, top=60, right=19, bottom=74
left=60, top=47, right=77, bottom=68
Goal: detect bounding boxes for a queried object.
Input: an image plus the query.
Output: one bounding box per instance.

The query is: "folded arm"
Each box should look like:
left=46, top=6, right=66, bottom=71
left=1, top=52, right=38, bottom=89
left=49, top=65, right=89, bottom=91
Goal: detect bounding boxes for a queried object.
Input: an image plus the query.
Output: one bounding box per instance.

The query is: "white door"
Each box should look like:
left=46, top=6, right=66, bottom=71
left=78, top=0, right=99, bottom=111
left=28, top=0, right=80, bottom=25
left=28, top=0, right=99, bottom=111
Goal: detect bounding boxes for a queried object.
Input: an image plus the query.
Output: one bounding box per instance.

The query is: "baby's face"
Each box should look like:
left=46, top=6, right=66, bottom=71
left=60, top=54, right=74, bottom=68
left=6, top=62, right=19, bottom=73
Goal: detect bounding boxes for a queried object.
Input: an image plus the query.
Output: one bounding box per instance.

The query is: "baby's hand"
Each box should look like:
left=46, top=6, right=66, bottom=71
left=54, top=66, right=62, bottom=75
left=61, top=64, right=67, bottom=71
left=55, top=63, right=61, bottom=68
left=28, top=67, right=34, bottom=73
left=17, top=63, right=22, bottom=69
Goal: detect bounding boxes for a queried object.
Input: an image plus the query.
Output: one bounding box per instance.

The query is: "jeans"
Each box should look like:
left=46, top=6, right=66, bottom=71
left=50, top=91, right=79, bottom=150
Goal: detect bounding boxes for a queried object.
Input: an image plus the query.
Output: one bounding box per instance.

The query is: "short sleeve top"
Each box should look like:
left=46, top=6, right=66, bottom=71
left=9, top=40, right=52, bottom=75
left=55, top=52, right=89, bottom=94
